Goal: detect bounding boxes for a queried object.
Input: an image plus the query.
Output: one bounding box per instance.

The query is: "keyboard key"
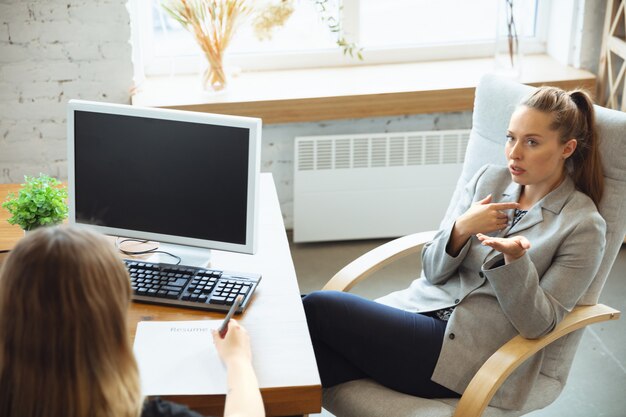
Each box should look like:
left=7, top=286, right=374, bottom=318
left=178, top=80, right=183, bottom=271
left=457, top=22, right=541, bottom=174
left=161, top=285, right=183, bottom=292
left=209, top=296, right=226, bottom=304
left=170, top=278, right=189, bottom=287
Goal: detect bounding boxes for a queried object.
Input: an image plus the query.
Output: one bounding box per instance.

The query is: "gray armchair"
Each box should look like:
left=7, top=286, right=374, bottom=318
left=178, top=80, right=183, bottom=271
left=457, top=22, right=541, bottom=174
left=321, top=74, right=625, bottom=417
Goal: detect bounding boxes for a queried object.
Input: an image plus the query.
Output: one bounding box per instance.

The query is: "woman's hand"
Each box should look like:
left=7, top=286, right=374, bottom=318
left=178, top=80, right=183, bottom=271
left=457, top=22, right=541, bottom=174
left=455, top=194, right=520, bottom=236
left=212, top=320, right=265, bottom=417
left=447, top=194, right=520, bottom=256
left=212, top=319, right=252, bottom=366
left=476, top=233, right=531, bottom=264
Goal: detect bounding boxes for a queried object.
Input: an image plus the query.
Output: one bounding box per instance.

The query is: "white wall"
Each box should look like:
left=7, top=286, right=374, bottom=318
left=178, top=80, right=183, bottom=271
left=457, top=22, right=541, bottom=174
left=547, top=0, right=606, bottom=71
left=0, top=0, right=133, bottom=182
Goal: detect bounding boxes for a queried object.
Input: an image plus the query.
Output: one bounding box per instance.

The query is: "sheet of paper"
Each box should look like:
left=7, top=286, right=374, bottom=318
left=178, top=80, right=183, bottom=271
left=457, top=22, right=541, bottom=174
left=133, top=320, right=227, bottom=396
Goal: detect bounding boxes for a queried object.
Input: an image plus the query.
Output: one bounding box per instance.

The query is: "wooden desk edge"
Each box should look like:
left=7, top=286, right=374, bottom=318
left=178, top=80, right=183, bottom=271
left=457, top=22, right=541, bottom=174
left=161, top=384, right=322, bottom=417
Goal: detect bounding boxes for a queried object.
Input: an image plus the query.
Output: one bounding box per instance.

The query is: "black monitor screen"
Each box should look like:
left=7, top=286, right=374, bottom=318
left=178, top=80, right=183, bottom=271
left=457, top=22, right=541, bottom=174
left=74, top=110, right=250, bottom=245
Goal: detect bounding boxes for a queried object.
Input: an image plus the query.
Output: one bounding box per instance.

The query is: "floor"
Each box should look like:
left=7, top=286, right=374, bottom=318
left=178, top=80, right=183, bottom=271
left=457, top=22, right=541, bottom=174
left=289, top=234, right=626, bottom=417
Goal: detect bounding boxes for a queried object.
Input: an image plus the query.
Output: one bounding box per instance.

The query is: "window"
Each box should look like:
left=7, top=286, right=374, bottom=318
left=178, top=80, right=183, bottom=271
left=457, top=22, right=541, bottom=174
left=132, top=0, right=546, bottom=77
left=359, top=0, right=536, bottom=47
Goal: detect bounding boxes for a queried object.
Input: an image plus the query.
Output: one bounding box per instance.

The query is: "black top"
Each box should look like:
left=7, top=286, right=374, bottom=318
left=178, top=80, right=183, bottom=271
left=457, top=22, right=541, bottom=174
left=141, top=398, right=208, bottom=417
left=512, top=208, right=528, bottom=227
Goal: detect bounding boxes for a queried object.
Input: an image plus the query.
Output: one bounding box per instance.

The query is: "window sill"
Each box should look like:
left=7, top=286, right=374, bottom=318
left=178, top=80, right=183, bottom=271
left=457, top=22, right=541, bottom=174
left=131, top=54, right=596, bottom=124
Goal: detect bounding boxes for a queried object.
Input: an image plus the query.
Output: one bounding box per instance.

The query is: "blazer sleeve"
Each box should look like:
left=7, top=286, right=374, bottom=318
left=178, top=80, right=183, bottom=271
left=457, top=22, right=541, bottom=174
left=422, top=164, right=490, bottom=285
left=483, top=211, right=606, bottom=339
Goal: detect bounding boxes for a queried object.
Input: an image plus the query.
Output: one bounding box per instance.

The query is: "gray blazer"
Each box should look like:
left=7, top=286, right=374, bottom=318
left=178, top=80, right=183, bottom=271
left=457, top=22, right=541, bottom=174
left=377, top=164, right=606, bottom=410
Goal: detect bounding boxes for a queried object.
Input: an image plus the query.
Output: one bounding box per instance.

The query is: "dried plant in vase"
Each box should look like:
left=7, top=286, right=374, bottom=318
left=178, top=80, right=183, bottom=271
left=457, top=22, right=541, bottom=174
left=252, top=0, right=362, bottom=59
left=162, top=0, right=363, bottom=91
left=162, top=0, right=252, bottom=91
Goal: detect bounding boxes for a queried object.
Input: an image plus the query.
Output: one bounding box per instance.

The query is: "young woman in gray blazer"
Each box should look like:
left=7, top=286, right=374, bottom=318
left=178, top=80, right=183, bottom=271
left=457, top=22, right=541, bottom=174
left=303, top=86, right=606, bottom=410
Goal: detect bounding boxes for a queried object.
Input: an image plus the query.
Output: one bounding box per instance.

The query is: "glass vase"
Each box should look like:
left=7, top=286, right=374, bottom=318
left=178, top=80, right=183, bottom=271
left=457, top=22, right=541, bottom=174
left=494, top=0, right=524, bottom=79
left=202, top=51, right=228, bottom=92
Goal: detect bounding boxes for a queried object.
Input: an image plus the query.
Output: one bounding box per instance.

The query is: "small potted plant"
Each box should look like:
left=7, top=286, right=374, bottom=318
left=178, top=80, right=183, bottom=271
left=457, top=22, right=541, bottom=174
left=2, top=174, right=68, bottom=232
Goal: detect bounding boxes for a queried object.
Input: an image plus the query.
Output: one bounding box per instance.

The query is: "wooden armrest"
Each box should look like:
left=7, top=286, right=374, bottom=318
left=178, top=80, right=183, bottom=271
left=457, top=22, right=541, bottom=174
left=453, top=304, right=621, bottom=417
left=321, top=231, right=437, bottom=292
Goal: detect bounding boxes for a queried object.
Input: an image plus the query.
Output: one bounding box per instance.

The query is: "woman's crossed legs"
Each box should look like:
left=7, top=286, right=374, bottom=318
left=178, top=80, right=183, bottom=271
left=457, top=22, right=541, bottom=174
left=303, top=290, right=459, bottom=398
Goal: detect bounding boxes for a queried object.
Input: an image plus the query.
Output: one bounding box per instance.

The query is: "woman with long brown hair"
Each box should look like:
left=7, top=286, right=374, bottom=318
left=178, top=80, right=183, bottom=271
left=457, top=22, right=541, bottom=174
left=303, top=86, right=606, bottom=410
left=0, top=226, right=264, bottom=417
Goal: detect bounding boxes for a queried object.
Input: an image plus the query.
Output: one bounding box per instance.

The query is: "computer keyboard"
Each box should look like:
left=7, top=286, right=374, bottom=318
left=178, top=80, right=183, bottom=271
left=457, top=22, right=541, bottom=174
left=124, top=259, right=261, bottom=313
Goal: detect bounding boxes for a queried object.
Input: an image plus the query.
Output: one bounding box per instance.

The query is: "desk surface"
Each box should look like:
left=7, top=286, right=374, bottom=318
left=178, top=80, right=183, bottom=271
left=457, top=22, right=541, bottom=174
left=0, top=184, right=23, bottom=253
left=0, top=175, right=322, bottom=416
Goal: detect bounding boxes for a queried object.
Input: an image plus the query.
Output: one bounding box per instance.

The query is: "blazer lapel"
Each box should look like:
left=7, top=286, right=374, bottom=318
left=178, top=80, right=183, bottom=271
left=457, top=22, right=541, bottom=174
left=505, top=175, right=576, bottom=237
left=506, top=206, right=544, bottom=235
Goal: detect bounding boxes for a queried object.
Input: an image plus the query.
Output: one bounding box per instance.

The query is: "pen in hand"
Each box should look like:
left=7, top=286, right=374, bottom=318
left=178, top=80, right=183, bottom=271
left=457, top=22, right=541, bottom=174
left=218, top=294, right=244, bottom=338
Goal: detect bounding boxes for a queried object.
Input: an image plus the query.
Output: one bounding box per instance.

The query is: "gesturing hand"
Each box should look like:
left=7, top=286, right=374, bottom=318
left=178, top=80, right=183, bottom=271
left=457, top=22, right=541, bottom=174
left=476, top=233, right=531, bottom=264
left=455, top=194, right=520, bottom=237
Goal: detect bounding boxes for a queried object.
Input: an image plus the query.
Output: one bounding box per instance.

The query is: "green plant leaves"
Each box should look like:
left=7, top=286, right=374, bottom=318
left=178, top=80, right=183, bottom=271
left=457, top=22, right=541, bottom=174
left=1, top=174, right=68, bottom=231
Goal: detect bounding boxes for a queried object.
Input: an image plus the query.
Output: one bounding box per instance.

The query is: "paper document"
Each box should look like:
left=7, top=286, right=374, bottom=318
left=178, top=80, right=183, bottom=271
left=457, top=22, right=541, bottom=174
left=133, top=320, right=227, bottom=395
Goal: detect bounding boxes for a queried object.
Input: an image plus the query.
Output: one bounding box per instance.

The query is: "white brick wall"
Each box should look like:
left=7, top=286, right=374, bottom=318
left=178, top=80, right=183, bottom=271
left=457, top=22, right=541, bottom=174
left=0, top=0, right=133, bottom=183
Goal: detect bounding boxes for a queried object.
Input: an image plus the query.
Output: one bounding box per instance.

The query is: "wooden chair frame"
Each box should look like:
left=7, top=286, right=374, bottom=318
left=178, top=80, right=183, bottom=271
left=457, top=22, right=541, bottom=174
left=322, top=231, right=621, bottom=417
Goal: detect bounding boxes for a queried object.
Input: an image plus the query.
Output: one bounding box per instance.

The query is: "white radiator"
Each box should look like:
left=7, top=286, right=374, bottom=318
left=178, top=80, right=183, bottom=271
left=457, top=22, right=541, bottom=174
left=293, top=129, right=470, bottom=243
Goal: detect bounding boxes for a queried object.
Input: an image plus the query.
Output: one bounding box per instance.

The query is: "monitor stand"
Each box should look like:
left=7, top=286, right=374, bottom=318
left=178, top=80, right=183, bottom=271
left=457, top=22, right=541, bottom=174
left=147, top=242, right=212, bottom=268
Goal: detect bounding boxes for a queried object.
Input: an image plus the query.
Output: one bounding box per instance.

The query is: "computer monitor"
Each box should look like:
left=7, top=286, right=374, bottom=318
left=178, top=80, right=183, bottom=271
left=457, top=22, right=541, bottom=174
left=67, top=99, right=261, bottom=267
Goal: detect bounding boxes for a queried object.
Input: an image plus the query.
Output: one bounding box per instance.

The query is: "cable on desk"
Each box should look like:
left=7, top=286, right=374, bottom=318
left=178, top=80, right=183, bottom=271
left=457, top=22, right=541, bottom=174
left=115, top=237, right=182, bottom=265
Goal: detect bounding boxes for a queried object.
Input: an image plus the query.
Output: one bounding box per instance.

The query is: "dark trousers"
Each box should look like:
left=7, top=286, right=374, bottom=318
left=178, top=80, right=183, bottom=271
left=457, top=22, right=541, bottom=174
left=302, top=290, right=460, bottom=398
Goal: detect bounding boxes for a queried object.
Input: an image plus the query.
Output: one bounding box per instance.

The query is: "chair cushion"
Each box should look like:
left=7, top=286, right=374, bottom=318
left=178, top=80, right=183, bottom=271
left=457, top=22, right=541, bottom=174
left=323, top=379, right=454, bottom=417
left=323, top=375, right=562, bottom=417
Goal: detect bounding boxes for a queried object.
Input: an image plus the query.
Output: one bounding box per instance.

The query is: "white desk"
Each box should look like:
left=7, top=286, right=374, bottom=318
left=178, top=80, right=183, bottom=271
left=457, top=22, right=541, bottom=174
left=128, top=173, right=321, bottom=416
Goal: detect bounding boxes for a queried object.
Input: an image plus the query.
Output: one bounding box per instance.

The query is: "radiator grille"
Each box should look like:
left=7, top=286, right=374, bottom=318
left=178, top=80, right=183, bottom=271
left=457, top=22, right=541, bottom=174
left=296, top=129, right=471, bottom=171
left=293, top=129, right=470, bottom=242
